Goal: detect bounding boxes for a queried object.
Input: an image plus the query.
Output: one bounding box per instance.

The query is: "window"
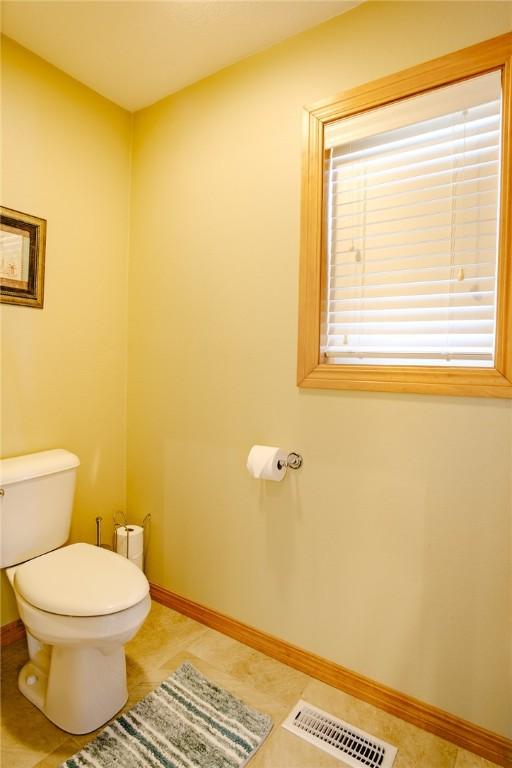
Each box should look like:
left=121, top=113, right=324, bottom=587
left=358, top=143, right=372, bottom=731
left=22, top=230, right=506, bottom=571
left=298, top=33, right=512, bottom=397
left=324, top=73, right=501, bottom=368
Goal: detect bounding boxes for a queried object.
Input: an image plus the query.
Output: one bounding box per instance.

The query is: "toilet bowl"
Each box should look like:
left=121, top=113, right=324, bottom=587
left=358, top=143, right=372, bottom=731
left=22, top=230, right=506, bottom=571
left=0, top=450, right=151, bottom=735
left=7, top=543, right=151, bottom=734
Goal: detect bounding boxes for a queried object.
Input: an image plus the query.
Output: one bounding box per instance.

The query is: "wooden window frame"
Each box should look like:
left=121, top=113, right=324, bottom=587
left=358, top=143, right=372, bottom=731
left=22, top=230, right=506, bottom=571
left=297, top=33, right=512, bottom=397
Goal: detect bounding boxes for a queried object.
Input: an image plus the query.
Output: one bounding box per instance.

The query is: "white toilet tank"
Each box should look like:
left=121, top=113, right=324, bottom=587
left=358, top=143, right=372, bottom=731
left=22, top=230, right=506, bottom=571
left=0, top=449, right=80, bottom=568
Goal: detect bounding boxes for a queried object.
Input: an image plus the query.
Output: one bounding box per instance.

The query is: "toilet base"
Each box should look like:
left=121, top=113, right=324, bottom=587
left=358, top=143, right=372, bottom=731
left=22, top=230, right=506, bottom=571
left=13, top=592, right=151, bottom=733
left=19, top=644, right=128, bottom=734
left=18, top=660, right=48, bottom=712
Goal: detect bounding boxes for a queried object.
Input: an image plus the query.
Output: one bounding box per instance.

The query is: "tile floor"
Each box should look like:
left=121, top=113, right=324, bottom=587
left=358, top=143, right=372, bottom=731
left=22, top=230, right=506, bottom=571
left=0, top=601, right=501, bottom=768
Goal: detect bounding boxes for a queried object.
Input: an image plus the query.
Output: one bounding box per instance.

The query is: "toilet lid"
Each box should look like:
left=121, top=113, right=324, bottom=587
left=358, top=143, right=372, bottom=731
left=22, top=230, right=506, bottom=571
left=14, top=543, right=149, bottom=616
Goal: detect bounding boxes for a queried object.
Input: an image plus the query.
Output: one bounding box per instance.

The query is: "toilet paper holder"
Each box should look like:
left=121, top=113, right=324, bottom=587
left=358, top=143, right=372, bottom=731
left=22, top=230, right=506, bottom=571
left=112, top=511, right=151, bottom=570
left=277, top=452, right=303, bottom=471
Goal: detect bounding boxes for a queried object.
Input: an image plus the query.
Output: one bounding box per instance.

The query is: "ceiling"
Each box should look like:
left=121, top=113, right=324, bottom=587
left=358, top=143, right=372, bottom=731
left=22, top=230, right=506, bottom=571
left=1, top=1, right=361, bottom=111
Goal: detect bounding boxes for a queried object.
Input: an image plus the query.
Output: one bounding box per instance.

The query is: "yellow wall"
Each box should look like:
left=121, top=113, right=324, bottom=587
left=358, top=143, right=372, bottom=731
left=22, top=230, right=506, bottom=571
left=128, top=1, right=512, bottom=737
left=1, top=0, right=511, bottom=740
left=0, top=37, right=132, bottom=623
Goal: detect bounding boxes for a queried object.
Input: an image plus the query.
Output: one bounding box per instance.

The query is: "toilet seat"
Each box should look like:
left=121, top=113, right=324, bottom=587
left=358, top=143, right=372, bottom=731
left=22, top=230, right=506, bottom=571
left=13, top=542, right=148, bottom=616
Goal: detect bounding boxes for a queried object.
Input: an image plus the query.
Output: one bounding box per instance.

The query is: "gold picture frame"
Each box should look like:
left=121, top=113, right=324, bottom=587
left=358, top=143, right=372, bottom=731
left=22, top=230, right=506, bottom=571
left=0, top=206, right=46, bottom=308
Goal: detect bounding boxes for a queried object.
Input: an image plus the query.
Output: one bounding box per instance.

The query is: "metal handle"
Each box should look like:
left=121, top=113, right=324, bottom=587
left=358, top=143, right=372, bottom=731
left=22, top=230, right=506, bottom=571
left=0, top=488, right=4, bottom=497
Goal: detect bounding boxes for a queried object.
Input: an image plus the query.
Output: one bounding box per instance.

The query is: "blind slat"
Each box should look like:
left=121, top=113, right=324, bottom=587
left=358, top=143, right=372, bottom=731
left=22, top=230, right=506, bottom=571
left=333, top=212, right=497, bottom=242
left=329, top=290, right=495, bottom=310
left=330, top=246, right=496, bottom=271
left=330, top=305, right=495, bottom=320
left=332, top=171, right=499, bottom=209
left=330, top=130, right=499, bottom=177
left=332, top=190, right=498, bottom=227
left=331, top=153, right=499, bottom=193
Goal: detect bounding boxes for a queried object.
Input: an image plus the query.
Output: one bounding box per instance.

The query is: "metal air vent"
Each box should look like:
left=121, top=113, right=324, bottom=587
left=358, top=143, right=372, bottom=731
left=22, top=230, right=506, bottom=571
left=282, top=700, right=397, bottom=768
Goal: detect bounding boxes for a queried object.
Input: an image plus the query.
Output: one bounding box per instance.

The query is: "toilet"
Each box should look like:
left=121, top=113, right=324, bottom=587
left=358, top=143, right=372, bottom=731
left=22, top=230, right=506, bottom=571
left=0, top=449, right=151, bottom=734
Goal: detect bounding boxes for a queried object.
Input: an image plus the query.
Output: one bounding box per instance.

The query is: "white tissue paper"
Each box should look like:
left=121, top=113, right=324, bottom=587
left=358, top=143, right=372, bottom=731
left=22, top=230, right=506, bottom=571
left=246, top=445, right=287, bottom=481
left=115, top=524, right=144, bottom=570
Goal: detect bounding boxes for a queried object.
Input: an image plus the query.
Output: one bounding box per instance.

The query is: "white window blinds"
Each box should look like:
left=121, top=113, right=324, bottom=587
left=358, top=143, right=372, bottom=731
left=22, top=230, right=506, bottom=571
left=322, top=71, right=502, bottom=367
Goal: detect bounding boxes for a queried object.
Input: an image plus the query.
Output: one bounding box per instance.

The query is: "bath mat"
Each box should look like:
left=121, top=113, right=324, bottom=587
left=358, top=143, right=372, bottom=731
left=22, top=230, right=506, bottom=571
left=61, top=662, right=272, bottom=768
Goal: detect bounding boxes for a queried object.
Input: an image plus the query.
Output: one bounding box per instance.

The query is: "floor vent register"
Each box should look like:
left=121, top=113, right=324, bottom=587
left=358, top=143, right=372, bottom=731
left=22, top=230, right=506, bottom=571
left=282, top=700, right=398, bottom=767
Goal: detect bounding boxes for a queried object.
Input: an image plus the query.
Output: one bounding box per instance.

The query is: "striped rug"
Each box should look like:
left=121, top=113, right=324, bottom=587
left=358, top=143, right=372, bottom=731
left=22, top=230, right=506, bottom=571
left=61, top=662, right=273, bottom=768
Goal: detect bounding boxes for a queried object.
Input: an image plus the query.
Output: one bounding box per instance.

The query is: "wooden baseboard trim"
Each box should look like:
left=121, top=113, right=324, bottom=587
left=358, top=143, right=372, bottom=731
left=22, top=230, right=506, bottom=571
left=0, top=618, right=25, bottom=646
left=150, top=583, right=511, bottom=767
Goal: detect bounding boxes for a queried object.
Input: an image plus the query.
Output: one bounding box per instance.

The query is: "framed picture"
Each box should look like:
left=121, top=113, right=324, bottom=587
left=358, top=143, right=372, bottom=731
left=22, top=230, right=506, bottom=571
left=0, top=206, right=46, bottom=308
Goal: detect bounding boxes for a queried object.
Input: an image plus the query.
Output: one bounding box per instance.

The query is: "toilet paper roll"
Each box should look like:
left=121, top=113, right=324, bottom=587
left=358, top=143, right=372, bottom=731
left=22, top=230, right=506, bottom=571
left=127, top=552, right=143, bottom=571
left=115, top=524, right=144, bottom=558
left=247, top=445, right=287, bottom=482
